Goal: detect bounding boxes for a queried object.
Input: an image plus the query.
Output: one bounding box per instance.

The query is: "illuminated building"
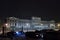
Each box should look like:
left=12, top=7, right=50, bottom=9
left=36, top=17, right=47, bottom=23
left=6, top=17, right=55, bottom=32
left=55, top=23, right=60, bottom=29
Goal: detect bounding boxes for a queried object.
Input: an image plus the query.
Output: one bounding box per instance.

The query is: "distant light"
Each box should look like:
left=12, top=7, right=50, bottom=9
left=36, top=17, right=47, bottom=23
left=16, top=31, right=20, bottom=35
left=41, top=24, right=43, bottom=25
left=36, top=35, right=38, bottom=37
left=4, top=23, right=8, bottom=27
left=50, top=24, right=54, bottom=26
left=26, top=23, right=29, bottom=26
left=5, top=23, right=8, bottom=26
left=40, top=34, right=43, bottom=38
left=15, top=31, right=25, bottom=37
left=58, top=24, right=60, bottom=26
left=16, top=31, right=21, bottom=35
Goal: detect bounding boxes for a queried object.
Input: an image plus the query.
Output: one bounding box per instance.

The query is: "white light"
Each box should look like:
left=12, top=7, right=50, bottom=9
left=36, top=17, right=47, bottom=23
left=40, top=34, right=43, bottom=38
left=41, top=24, right=43, bottom=25
left=16, top=32, right=19, bottom=34
left=36, top=35, right=38, bottom=37
left=4, top=23, right=10, bottom=28
left=5, top=23, right=8, bottom=26
left=26, top=23, right=29, bottom=26
left=50, top=24, right=55, bottom=26
left=4, top=23, right=8, bottom=27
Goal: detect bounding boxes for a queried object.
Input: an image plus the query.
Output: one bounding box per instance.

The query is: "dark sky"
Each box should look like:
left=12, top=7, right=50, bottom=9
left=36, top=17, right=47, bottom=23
left=0, top=0, right=60, bottom=22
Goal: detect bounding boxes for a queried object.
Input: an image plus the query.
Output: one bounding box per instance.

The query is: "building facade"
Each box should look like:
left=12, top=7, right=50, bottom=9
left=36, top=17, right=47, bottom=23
left=6, top=17, right=55, bottom=32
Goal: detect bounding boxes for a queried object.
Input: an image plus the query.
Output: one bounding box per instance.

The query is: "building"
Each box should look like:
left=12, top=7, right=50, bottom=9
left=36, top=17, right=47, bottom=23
left=55, top=22, right=60, bottom=29
left=5, top=17, right=55, bottom=32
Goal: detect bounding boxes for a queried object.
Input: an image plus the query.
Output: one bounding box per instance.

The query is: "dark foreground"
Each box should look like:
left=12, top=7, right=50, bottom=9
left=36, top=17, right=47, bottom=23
left=0, top=30, right=60, bottom=40
left=0, top=37, right=59, bottom=40
left=0, top=33, right=60, bottom=40
left=0, top=37, right=43, bottom=40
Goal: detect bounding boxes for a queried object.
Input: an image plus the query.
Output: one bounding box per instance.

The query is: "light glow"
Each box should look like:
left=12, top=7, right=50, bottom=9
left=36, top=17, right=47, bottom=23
left=57, top=24, right=60, bottom=26
left=5, top=23, right=8, bottom=26
left=26, top=23, right=29, bottom=26
left=16, top=31, right=19, bottom=34
left=41, top=24, right=43, bottom=25
left=36, top=35, right=38, bottom=37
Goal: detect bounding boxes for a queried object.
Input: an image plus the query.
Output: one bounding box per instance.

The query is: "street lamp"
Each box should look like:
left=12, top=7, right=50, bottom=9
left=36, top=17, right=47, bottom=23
left=5, top=23, right=8, bottom=26
left=4, top=23, right=10, bottom=28
left=2, top=23, right=8, bottom=35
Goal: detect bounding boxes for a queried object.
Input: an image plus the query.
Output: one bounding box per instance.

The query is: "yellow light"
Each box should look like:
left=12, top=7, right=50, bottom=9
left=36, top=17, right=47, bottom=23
left=4, top=23, right=9, bottom=28
left=57, top=24, right=60, bottom=26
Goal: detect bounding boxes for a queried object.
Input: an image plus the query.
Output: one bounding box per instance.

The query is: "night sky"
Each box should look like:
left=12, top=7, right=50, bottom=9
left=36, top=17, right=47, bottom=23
left=0, top=0, right=60, bottom=22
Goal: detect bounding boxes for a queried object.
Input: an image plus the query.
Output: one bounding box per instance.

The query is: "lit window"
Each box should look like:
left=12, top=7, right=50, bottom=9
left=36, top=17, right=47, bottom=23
left=5, top=23, right=8, bottom=26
